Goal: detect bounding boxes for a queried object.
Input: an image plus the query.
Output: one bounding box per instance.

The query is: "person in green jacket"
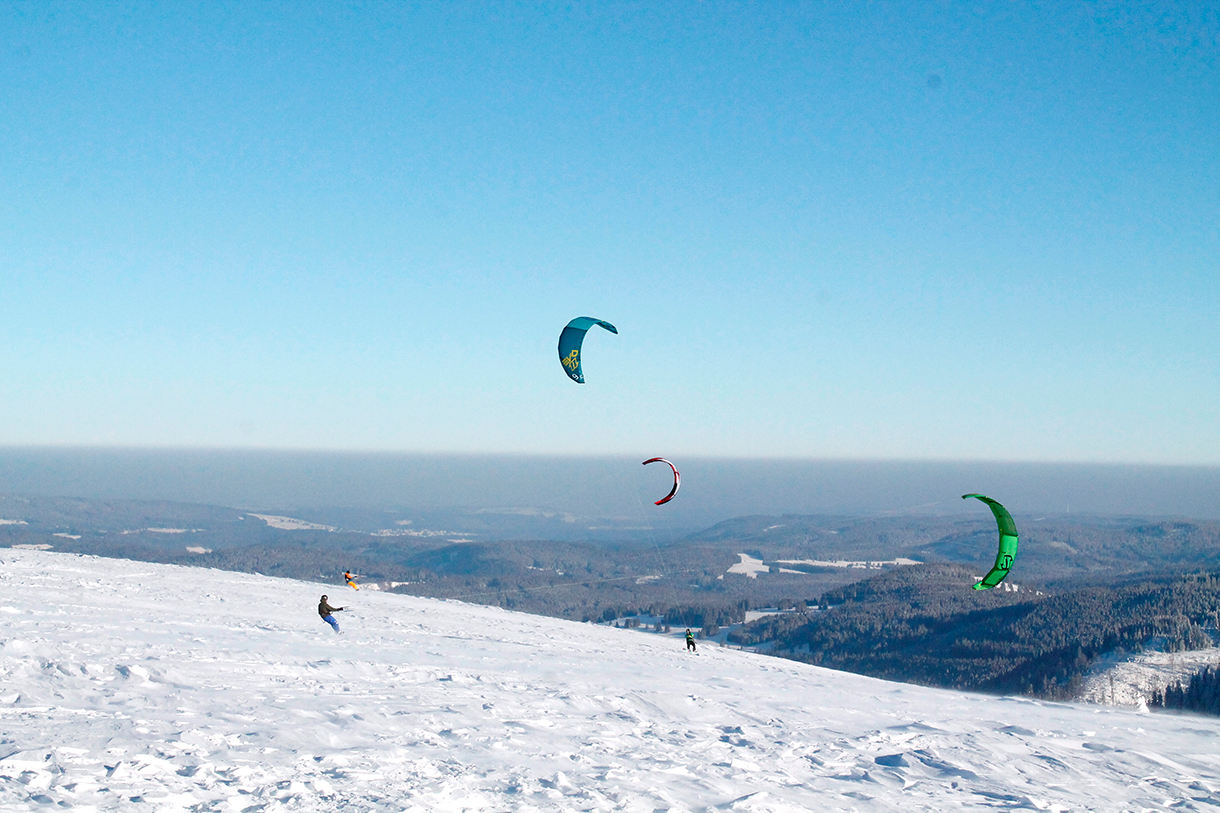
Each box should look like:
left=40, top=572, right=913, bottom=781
left=685, top=628, right=697, bottom=652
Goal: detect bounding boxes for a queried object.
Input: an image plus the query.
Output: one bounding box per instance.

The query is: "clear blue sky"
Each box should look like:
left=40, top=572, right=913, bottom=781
left=2, top=2, right=1217, bottom=463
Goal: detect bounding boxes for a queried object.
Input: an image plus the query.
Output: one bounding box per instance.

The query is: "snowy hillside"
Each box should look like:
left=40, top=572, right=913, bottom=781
left=1079, top=647, right=1220, bottom=710
left=2, top=550, right=1219, bottom=812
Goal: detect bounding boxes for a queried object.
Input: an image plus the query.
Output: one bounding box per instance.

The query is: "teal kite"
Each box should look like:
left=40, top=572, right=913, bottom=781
left=962, top=493, right=1018, bottom=590
left=558, top=317, right=617, bottom=383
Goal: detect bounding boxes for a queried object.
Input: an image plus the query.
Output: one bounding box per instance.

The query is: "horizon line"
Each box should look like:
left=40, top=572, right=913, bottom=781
left=0, top=444, right=1217, bottom=470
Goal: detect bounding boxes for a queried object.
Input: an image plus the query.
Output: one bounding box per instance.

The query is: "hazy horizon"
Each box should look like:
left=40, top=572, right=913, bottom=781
left=1, top=447, right=1217, bottom=525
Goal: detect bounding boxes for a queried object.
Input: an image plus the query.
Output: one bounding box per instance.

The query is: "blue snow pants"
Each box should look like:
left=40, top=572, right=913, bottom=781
left=322, top=614, right=340, bottom=633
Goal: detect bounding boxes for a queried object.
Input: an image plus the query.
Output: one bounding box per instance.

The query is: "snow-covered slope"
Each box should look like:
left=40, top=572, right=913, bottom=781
left=2, top=550, right=1218, bottom=812
left=1078, top=646, right=1220, bottom=711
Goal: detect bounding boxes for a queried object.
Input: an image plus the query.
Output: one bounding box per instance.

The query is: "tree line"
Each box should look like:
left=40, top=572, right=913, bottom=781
left=1149, top=667, right=1220, bottom=715
left=732, top=564, right=1220, bottom=699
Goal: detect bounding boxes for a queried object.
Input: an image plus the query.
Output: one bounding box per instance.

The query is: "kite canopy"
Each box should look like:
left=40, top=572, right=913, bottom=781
left=962, top=493, right=1019, bottom=590
left=558, top=317, right=617, bottom=383
left=642, top=458, right=681, bottom=505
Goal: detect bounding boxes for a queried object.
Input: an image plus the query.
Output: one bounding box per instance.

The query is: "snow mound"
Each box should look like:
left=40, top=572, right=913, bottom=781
left=2, top=548, right=1218, bottom=811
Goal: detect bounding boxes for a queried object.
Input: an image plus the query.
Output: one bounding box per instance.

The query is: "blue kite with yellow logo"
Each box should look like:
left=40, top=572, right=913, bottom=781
left=558, top=317, right=617, bottom=383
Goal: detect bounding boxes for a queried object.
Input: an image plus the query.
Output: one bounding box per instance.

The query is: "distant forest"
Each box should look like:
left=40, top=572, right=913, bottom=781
left=735, top=564, right=1220, bottom=700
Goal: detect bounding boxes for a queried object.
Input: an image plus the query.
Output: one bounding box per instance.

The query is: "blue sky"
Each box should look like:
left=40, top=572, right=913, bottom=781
left=2, top=2, right=1217, bottom=463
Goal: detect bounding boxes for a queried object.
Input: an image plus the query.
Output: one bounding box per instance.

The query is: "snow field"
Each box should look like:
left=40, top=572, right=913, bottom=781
left=1, top=549, right=1219, bottom=812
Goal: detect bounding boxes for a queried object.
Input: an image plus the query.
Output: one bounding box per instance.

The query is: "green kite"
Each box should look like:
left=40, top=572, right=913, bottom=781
left=962, top=493, right=1018, bottom=590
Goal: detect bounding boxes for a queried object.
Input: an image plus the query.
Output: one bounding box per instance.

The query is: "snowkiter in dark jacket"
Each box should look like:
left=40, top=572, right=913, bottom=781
left=319, top=595, right=344, bottom=633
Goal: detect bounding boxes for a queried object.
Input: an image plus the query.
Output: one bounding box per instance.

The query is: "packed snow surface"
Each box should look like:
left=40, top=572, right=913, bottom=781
left=2, top=550, right=1219, bottom=812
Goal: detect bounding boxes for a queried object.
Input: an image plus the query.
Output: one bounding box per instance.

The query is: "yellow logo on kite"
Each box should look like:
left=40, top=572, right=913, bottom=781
left=561, top=349, right=580, bottom=371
